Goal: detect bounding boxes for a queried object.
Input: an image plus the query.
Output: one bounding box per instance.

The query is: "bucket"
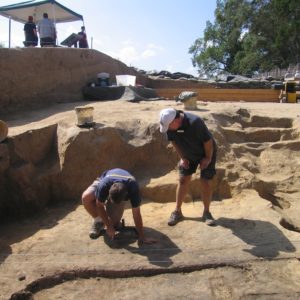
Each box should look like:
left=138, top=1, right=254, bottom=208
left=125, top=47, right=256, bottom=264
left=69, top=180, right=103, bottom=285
left=294, top=71, right=300, bottom=81
left=285, top=81, right=296, bottom=103
left=0, top=120, right=8, bottom=142
left=75, top=106, right=94, bottom=126
left=116, top=75, right=136, bottom=86
left=97, top=72, right=110, bottom=87
left=183, top=96, right=198, bottom=110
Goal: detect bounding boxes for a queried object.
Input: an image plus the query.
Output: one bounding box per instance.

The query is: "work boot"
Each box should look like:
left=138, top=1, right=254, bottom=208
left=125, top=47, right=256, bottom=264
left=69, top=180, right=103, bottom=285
left=168, top=210, right=184, bottom=226
left=89, top=221, right=104, bottom=239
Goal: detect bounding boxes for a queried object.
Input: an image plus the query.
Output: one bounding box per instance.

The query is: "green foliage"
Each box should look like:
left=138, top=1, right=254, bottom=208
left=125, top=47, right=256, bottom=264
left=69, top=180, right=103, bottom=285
left=189, top=0, right=300, bottom=77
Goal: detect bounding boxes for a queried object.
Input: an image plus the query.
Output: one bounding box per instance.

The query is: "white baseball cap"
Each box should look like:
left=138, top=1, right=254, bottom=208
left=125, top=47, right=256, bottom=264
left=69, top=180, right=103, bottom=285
left=159, top=108, right=176, bottom=133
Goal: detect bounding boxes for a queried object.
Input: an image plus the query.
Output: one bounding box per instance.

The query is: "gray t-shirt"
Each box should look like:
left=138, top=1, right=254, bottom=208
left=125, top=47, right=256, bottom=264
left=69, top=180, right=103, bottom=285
left=37, top=18, right=56, bottom=38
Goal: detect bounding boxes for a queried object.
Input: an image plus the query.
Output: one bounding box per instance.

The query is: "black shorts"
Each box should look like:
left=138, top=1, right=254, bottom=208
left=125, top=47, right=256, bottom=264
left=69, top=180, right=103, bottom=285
left=179, top=145, right=217, bottom=180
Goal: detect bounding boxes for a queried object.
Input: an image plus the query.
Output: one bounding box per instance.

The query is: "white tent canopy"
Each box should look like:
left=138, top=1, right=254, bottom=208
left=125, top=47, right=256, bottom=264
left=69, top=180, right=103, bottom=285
left=0, top=0, right=84, bottom=47
left=0, top=0, right=83, bottom=23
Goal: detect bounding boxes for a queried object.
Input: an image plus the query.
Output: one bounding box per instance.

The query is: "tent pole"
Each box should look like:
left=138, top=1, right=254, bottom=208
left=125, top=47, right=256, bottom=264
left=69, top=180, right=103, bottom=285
left=51, top=3, right=58, bottom=45
left=9, top=16, right=11, bottom=48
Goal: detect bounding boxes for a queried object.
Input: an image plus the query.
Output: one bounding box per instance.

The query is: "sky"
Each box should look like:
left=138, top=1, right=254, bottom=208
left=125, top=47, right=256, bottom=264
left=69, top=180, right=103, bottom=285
left=0, top=0, right=217, bottom=76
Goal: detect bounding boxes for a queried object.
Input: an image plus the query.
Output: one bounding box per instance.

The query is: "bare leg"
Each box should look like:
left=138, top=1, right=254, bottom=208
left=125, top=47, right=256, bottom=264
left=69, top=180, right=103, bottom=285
left=82, top=188, right=101, bottom=218
left=175, top=175, right=192, bottom=213
left=168, top=175, right=192, bottom=226
left=200, top=178, right=216, bottom=225
left=200, top=178, right=213, bottom=213
left=82, top=187, right=105, bottom=238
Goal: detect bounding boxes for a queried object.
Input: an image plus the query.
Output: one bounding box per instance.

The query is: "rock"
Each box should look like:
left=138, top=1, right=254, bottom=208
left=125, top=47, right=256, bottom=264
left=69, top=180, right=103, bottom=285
left=176, top=91, right=198, bottom=110
left=17, top=272, right=26, bottom=281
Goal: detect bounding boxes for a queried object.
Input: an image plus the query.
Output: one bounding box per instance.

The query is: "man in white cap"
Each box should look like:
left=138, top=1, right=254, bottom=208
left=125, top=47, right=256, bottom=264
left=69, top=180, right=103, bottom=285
left=159, top=108, right=217, bottom=226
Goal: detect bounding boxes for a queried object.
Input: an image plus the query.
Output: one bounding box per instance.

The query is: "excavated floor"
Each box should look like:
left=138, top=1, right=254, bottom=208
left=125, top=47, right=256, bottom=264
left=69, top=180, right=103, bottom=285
left=2, top=199, right=300, bottom=299
left=1, top=100, right=300, bottom=299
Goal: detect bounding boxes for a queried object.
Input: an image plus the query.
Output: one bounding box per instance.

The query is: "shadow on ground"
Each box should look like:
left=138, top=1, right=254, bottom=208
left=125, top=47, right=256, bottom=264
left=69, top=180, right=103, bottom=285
left=0, top=200, right=79, bottom=264
left=217, top=217, right=296, bottom=258
left=103, top=226, right=181, bottom=267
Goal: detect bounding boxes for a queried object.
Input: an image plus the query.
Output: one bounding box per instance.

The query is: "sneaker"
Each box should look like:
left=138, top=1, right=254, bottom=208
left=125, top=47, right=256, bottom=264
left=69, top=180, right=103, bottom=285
left=89, top=221, right=104, bottom=239
left=168, top=210, right=184, bottom=226
left=202, top=211, right=216, bottom=226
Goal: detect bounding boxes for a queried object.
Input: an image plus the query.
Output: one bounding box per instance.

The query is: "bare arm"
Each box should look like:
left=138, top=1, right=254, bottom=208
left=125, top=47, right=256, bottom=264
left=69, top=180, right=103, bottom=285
left=132, top=206, right=144, bottom=241
left=171, top=141, right=184, bottom=158
left=96, top=200, right=115, bottom=239
left=171, top=141, right=189, bottom=169
left=132, top=206, right=156, bottom=245
left=200, top=138, right=214, bottom=169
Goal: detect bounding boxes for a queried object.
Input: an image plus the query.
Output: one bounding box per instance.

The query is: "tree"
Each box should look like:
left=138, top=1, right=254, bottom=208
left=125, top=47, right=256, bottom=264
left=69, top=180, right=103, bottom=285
left=189, top=0, right=300, bottom=77
left=189, top=0, right=251, bottom=77
left=247, top=0, right=300, bottom=69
